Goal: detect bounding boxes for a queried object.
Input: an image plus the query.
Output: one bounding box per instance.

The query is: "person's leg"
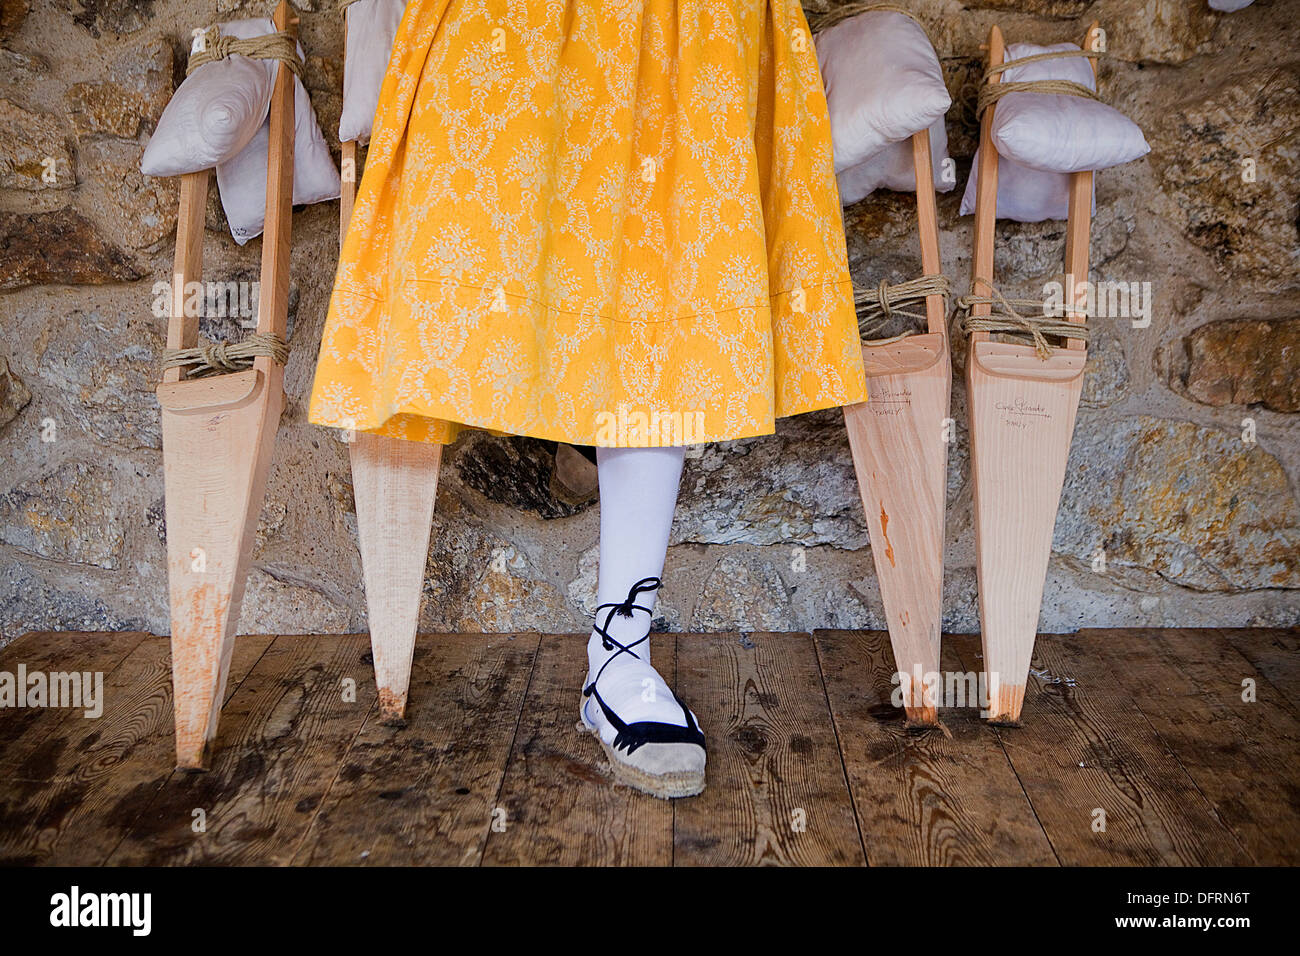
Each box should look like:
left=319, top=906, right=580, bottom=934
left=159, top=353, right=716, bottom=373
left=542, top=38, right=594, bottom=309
left=587, top=445, right=683, bottom=670
left=580, top=445, right=705, bottom=797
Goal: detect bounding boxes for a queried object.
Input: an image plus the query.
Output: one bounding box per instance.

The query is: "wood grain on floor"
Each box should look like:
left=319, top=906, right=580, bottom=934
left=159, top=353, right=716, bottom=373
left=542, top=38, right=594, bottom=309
left=0, top=628, right=1295, bottom=866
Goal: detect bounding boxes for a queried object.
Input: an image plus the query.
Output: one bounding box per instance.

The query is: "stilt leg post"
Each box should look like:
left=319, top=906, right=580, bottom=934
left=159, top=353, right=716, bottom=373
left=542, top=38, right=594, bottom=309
left=965, top=22, right=1095, bottom=724
left=842, top=127, right=952, bottom=725
left=339, top=4, right=443, bottom=725
left=159, top=0, right=299, bottom=769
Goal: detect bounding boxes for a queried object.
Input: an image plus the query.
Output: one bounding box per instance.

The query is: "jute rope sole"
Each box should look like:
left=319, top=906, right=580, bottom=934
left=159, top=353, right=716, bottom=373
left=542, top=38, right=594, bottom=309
left=577, top=696, right=706, bottom=800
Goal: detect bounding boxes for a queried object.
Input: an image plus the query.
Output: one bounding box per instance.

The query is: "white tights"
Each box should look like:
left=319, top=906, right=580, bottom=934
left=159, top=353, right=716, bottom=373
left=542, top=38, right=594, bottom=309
left=585, top=445, right=686, bottom=718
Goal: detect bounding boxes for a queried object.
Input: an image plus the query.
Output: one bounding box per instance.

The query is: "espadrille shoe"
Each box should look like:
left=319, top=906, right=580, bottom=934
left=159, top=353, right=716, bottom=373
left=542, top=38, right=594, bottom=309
left=579, top=577, right=706, bottom=799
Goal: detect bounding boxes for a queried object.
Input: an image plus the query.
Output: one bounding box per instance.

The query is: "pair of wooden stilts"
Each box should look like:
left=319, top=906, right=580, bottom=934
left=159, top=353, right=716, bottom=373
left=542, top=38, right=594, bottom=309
left=845, top=23, right=1099, bottom=726
left=158, top=13, right=1094, bottom=770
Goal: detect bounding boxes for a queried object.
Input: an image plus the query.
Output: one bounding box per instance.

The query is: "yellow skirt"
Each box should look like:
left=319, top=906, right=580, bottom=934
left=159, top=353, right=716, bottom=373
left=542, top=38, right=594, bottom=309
left=308, top=0, right=867, bottom=447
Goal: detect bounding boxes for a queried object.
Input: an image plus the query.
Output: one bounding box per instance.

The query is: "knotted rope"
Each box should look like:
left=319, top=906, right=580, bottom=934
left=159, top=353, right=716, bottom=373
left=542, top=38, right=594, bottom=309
left=956, top=284, right=1089, bottom=359
left=187, top=27, right=304, bottom=81
left=856, top=274, right=950, bottom=345
left=976, top=48, right=1103, bottom=117
left=807, top=2, right=935, bottom=44
left=162, top=332, right=290, bottom=378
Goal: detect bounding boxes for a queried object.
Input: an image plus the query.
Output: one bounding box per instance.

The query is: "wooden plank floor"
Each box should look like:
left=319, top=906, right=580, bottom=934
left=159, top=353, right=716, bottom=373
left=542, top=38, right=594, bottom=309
left=1, top=628, right=1295, bottom=866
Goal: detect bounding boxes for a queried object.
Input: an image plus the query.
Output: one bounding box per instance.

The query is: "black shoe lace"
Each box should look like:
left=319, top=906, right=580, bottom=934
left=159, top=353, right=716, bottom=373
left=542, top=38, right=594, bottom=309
left=582, top=577, right=705, bottom=755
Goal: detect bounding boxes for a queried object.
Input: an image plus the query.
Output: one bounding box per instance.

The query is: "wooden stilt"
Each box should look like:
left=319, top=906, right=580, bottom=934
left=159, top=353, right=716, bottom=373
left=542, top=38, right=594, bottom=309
left=966, top=23, right=1098, bottom=724
left=842, top=129, right=952, bottom=725
left=339, top=140, right=356, bottom=249
left=340, top=6, right=443, bottom=724
left=349, top=435, right=441, bottom=722
left=159, top=0, right=298, bottom=769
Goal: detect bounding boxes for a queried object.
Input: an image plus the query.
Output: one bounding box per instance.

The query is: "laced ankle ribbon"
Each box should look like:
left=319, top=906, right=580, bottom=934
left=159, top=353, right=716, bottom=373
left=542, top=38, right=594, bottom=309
left=162, top=332, right=290, bottom=378
left=583, top=577, right=706, bottom=755
left=186, top=25, right=304, bottom=80
left=956, top=284, right=1090, bottom=359
left=856, top=274, right=951, bottom=345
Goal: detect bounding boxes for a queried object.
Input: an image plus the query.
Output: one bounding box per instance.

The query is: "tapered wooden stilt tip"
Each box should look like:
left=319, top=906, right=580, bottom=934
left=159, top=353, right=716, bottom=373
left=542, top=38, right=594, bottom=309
left=175, top=739, right=213, bottom=772
left=378, top=688, right=408, bottom=726
left=903, top=705, right=940, bottom=727
left=985, top=683, right=1026, bottom=726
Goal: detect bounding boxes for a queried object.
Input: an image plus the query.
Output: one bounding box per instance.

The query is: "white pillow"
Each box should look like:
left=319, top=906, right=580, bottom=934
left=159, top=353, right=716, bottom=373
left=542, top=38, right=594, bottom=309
left=958, top=42, right=1147, bottom=223
left=815, top=9, right=951, bottom=173
left=1209, top=0, right=1254, bottom=10
left=990, top=42, right=1149, bottom=174
left=216, top=62, right=341, bottom=244
left=339, top=0, right=407, bottom=144
left=959, top=149, right=1095, bottom=222
left=140, top=18, right=278, bottom=177
left=837, top=117, right=955, bottom=204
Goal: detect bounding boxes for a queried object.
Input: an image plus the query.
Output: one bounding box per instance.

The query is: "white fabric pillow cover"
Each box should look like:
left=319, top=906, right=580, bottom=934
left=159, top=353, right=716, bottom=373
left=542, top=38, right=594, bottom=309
left=990, top=42, right=1149, bottom=173
left=815, top=9, right=952, bottom=173
left=959, top=152, right=1095, bottom=222
left=339, top=0, right=407, bottom=144
left=140, top=18, right=278, bottom=177
left=216, top=61, right=341, bottom=245
left=836, top=117, right=955, bottom=205
left=1209, top=0, right=1254, bottom=11
left=960, top=42, right=1147, bottom=222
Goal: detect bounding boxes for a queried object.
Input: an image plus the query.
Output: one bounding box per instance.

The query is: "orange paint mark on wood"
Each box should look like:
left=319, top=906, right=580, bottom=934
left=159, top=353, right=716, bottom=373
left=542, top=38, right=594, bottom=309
left=879, top=503, right=896, bottom=567
left=184, top=581, right=229, bottom=633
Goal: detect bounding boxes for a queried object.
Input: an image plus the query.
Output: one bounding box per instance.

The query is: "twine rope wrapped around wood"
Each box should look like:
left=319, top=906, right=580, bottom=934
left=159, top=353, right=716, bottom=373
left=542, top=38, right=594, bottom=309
left=976, top=48, right=1103, bottom=117
left=956, top=284, right=1090, bottom=359
left=163, top=332, right=290, bottom=378
left=186, top=28, right=304, bottom=80
left=806, top=2, right=935, bottom=43
left=856, top=274, right=950, bottom=345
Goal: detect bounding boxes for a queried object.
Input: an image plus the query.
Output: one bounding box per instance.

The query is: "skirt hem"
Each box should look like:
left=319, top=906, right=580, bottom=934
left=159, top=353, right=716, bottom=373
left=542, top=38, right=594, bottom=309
left=307, top=377, right=867, bottom=448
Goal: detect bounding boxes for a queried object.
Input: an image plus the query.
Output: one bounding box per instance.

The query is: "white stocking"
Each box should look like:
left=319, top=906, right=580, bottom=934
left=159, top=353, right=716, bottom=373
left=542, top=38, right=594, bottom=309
left=584, top=445, right=687, bottom=728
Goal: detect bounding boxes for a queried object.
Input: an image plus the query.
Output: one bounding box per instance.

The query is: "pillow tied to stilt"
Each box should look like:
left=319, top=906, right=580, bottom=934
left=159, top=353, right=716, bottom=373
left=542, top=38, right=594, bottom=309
left=956, top=284, right=1090, bottom=359
left=187, top=27, right=305, bottom=81
left=975, top=48, right=1105, bottom=118
left=162, top=332, right=290, bottom=378
left=855, top=273, right=951, bottom=345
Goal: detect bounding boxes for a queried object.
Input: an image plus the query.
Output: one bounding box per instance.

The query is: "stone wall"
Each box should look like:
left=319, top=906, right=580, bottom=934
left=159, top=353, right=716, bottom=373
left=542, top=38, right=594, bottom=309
left=0, top=0, right=1296, bottom=646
